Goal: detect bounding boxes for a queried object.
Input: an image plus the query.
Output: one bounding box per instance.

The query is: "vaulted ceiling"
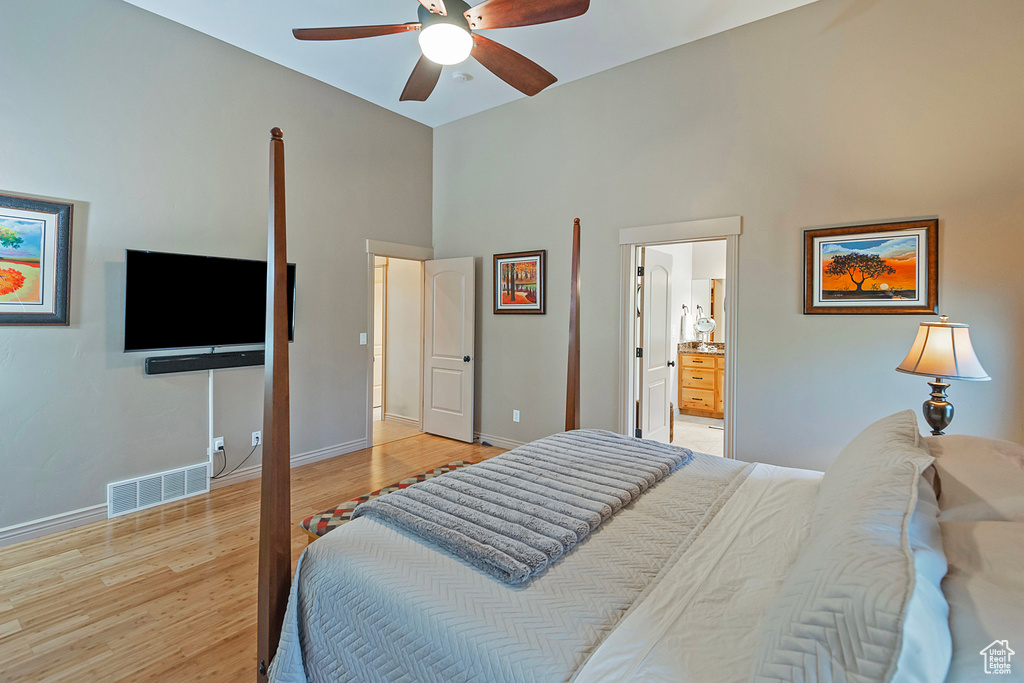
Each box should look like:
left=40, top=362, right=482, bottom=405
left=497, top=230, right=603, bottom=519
left=123, top=0, right=819, bottom=127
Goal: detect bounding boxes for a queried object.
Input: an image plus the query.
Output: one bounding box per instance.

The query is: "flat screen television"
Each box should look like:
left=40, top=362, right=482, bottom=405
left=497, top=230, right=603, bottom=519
left=123, top=249, right=296, bottom=352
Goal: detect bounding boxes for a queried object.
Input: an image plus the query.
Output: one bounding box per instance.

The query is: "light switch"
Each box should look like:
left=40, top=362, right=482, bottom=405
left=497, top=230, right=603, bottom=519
left=359, top=332, right=367, bottom=345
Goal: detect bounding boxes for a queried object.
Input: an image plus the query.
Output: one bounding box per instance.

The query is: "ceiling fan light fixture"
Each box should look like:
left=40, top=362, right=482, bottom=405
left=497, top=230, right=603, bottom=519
left=418, top=23, right=473, bottom=65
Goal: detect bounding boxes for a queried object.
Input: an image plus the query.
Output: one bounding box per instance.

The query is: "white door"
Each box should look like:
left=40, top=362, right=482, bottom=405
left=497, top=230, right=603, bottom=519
left=422, top=257, right=475, bottom=443
left=641, top=248, right=673, bottom=443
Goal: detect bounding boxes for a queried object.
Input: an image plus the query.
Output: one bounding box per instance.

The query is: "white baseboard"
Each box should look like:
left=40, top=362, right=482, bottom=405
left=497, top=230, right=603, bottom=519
left=383, top=413, right=420, bottom=430
left=211, top=437, right=369, bottom=490
left=0, top=503, right=107, bottom=549
left=475, top=432, right=525, bottom=451
left=292, top=438, right=368, bottom=468
left=1, top=438, right=371, bottom=546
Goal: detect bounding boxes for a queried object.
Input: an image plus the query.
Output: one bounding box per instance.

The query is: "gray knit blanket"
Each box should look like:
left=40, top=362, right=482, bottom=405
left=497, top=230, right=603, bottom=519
left=350, top=429, right=692, bottom=584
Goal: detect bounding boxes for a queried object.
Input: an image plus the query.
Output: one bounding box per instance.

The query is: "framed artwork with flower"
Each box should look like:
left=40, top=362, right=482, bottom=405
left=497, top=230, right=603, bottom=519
left=493, top=250, right=546, bottom=314
left=803, top=219, right=938, bottom=315
left=0, top=193, right=73, bottom=325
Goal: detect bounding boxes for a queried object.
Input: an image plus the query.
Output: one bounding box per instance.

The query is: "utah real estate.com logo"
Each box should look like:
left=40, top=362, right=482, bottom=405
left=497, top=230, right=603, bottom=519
left=980, top=640, right=1015, bottom=675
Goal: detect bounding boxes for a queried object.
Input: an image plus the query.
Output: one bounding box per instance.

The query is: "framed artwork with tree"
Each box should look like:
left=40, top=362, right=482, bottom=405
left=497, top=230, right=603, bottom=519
left=803, top=219, right=938, bottom=315
left=493, top=250, right=545, bottom=314
left=0, top=193, right=73, bottom=325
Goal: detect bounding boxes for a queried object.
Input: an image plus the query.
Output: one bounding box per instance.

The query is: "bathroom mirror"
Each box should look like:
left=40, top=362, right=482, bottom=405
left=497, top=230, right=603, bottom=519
left=692, top=278, right=724, bottom=342
left=691, top=278, right=726, bottom=342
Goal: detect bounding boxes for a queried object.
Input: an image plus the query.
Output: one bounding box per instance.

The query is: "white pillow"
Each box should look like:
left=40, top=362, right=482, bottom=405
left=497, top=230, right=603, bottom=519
left=925, top=435, right=1024, bottom=522
left=813, top=409, right=932, bottom=530
left=750, top=411, right=951, bottom=683
left=940, top=520, right=1024, bottom=681
left=893, top=478, right=951, bottom=683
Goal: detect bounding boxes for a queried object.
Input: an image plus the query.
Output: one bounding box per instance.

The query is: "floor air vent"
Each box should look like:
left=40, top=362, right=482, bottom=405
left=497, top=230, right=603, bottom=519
left=107, top=462, right=210, bottom=518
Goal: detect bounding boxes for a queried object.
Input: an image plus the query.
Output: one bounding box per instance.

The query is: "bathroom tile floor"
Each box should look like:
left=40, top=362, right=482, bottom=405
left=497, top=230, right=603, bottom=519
left=672, top=413, right=724, bottom=456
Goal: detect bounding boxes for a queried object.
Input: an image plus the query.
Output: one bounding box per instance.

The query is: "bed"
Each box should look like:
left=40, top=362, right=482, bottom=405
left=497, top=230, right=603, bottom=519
left=269, top=442, right=810, bottom=681
left=266, top=416, right=1024, bottom=682
left=255, top=131, right=1024, bottom=683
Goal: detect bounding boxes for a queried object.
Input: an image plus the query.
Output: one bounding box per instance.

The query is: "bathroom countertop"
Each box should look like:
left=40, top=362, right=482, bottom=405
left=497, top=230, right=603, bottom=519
left=677, top=343, right=725, bottom=356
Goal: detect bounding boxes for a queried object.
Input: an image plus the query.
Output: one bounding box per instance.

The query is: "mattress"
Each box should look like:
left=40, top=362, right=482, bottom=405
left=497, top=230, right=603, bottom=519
left=269, top=451, right=759, bottom=682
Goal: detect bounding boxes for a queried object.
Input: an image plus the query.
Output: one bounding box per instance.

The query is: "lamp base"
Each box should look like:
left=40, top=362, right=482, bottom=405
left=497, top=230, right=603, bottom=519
left=923, top=378, right=954, bottom=436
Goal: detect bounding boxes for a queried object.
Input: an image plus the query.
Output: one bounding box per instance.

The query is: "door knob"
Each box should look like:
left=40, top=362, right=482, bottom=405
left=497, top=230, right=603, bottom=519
left=463, top=355, right=471, bottom=362
left=667, top=360, right=675, bottom=367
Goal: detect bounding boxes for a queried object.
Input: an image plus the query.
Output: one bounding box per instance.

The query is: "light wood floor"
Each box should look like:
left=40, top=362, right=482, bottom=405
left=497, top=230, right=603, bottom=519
left=0, top=434, right=504, bottom=682
left=372, top=418, right=422, bottom=447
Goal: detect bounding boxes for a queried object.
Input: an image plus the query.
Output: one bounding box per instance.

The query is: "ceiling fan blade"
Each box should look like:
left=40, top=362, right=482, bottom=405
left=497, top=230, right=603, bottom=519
left=400, top=56, right=444, bottom=102
left=465, top=0, right=589, bottom=30
left=417, top=0, right=448, bottom=16
left=471, top=34, right=556, bottom=96
left=292, top=24, right=421, bottom=41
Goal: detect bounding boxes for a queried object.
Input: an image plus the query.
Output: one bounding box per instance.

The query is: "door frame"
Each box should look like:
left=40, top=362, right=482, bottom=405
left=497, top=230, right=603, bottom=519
left=365, top=239, right=434, bottom=448
left=373, top=257, right=389, bottom=418
left=617, top=217, right=741, bottom=459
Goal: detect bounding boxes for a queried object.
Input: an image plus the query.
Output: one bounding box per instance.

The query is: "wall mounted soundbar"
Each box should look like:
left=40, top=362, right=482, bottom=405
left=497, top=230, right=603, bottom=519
left=144, top=350, right=265, bottom=375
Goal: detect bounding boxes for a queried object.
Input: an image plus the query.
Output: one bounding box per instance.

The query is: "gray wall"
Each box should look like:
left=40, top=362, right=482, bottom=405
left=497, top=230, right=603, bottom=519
left=0, top=0, right=433, bottom=528
left=433, top=0, right=1024, bottom=469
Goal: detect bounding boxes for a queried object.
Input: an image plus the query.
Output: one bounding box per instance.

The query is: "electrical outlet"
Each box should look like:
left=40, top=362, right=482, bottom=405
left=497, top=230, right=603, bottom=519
left=213, top=437, right=224, bottom=452
left=513, top=410, right=520, bottom=423
left=252, top=431, right=262, bottom=447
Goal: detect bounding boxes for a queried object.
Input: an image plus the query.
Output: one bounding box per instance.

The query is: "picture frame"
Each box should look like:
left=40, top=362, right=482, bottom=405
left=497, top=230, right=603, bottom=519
left=0, top=192, right=73, bottom=326
left=493, top=250, right=546, bottom=314
left=803, top=219, right=937, bottom=315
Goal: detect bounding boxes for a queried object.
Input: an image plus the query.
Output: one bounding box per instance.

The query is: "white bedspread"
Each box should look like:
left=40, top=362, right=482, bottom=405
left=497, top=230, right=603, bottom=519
left=270, top=452, right=753, bottom=683
left=574, top=463, right=822, bottom=682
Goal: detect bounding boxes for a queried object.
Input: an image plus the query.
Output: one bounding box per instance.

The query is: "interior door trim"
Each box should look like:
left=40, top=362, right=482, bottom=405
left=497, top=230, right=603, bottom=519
left=617, top=217, right=742, bottom=459
left=366, top=239, right=434, bottom=261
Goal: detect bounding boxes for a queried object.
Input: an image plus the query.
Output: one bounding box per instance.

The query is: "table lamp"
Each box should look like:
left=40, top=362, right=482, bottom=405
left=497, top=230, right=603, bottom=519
left=896, top=315, right=990, bottom=435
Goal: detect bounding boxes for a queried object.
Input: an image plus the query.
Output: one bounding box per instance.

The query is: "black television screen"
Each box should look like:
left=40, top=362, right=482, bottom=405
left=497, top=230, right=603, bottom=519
left=123, top=249, right=295, bottom=352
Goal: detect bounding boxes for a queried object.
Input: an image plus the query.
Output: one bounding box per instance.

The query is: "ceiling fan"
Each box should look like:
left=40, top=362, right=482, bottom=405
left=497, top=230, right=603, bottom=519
left=293, top=0, right=590, bottom=102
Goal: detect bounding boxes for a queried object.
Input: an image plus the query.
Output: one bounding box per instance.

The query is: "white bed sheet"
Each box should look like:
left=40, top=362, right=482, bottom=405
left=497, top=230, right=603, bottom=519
left=574, top=463, right=822, bottom=682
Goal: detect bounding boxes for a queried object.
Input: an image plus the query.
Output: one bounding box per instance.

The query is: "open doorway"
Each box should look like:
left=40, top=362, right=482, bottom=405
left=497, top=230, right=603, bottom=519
left=366, top=241, right=477, bottom=448
left=371, top=255, right=425, bottom=447
left=625, top=230, right=736, bottom=457
left=641, top=240, right=726, bottom=456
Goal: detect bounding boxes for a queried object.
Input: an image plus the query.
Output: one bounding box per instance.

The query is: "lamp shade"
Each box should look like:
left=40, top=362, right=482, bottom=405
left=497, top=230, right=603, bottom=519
left=896, top=318, right=990, bottom=380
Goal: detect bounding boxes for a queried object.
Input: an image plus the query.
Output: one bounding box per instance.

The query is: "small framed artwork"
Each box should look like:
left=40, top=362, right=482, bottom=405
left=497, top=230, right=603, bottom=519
left=804, top=219, right=937, bottom=315
left=493, top=250, right=546, bottom=314
left=0, top=193, right=73, bottom=325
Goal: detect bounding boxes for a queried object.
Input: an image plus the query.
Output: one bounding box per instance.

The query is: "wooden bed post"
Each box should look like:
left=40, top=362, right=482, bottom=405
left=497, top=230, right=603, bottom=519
left=565, top=218, right=581, bottom=431
left=257, top=127, right=292, bottom=682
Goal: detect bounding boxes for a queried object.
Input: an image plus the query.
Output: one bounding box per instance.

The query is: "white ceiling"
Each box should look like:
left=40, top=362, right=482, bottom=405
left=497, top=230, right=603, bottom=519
left=123, top=0, right=819, bottom=128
